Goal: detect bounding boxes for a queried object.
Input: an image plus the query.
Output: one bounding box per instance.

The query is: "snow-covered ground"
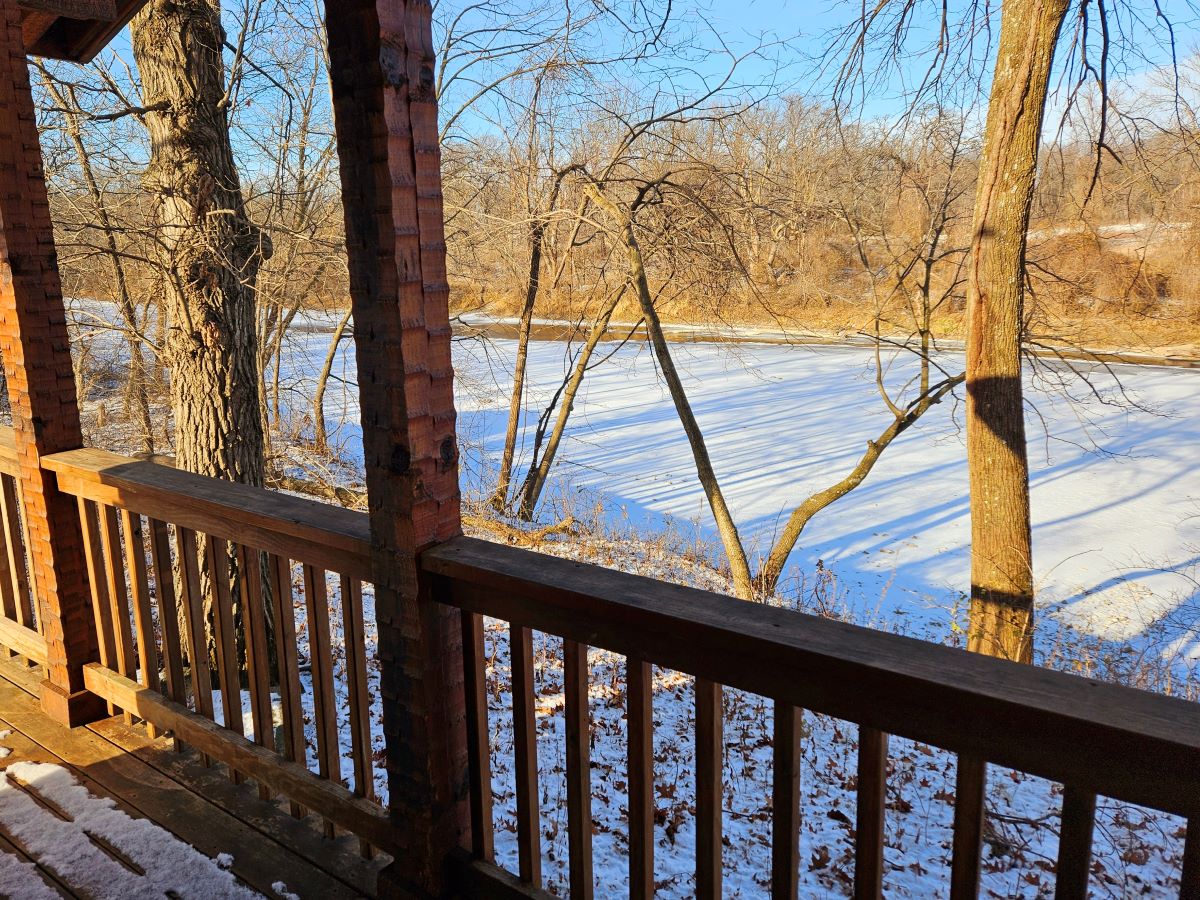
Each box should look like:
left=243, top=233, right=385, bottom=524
left=283, top=329, right=1200, bottom=664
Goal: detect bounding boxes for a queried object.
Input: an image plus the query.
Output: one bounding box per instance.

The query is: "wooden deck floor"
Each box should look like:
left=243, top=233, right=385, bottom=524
left=0, top=660, right=387, bottom=898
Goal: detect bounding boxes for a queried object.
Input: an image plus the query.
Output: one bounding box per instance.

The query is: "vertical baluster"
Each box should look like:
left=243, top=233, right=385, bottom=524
left=98, top=504, right=135, bottom=724
left=341, top=575, right=373, bottom=797
left=303, top=563, right=338, bottom=839
left=0, top=478, right=16, bottom=660
left=341, top=575, right=375, bottom=856
left=268, top=554, right=305, bottom=817
left=564, top=639, right=593, bottom=899
left=148, top=519, right=186, bottom=751
left=462, top=609, right=494, bottom=862
left=1181, top=817, right=1200, bottom=899
left=239, top=545, right=274, bottom=801
left=772, top=703, right=802, bottom=900
left=0, top=475, right=33, bottom=633
left=0, top=480, right=15, bottom=662
left=205, top=534, right=243, bottom=784
left=121, top=510, right=160, bottom=739
left=950, top=755, right=987, bottom=900
left=1055, top=787, right=1096, bottom=900
left=695, top=678, right=723, bottom=900
left=510, top=623, right=541, bottom=886
left=627, top=657, right=653, bottom=900
left=78, top=499, right=115, bottom=712
left=177, top=527, right=214, bottom=766
left=854, top=727, right=888, bottom=900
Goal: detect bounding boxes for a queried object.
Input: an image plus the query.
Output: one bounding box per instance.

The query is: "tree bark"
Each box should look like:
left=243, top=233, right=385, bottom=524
left=131, top=0, right=269, bottom=487
left=965, top=0, right=1069, bottom=662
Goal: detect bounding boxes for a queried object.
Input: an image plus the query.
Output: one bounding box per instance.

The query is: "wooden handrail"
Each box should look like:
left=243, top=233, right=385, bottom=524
left=423, top=535, right=1200, bottom=819
left=43, top=447, right=372, bottom=580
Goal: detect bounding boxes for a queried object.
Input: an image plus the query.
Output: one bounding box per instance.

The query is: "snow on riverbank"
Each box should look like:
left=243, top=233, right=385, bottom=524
left=279, top=330, right=1200, bottom=662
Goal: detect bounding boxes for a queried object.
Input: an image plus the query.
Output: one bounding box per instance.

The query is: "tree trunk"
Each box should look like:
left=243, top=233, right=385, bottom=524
left=757, top=375, right=963, bottom=596
left=132, top=0, right=272, bottom=682
left=41, top=76, right=156, bottom=454
left=965, top=0, right=1068, bottom=663
left=587, top=184, right=755, bottom=600
left=489, top=217, right=545, bottom=512
left=515, top=287, right=624, bottom=519
left=314, top=306, right=353, bottom=451
left=131, top=0, right=269, bottom=487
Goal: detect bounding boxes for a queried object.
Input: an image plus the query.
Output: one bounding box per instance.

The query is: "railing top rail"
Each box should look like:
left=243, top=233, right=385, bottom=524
left=425, top=536, right=1200, bottom=818
left=44, top=446, right=372, bottom=580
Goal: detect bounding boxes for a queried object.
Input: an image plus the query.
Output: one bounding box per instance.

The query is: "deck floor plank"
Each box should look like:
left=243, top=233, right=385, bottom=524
left=89, top=716, right=385, bottom=896
left=0, top=668, right=364, bottom=899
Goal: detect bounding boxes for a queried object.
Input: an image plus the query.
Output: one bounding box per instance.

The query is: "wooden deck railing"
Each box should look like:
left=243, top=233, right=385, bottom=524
left=36, top=443, right=390, bottom=855
left=423, top=536, right=1200, bottom=899
left=4, top=428, right=1200, bottom=896
left=0, top=429, right=44, bottom=667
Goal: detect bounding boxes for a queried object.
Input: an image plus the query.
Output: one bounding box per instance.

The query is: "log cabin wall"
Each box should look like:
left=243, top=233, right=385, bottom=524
left=325, top=1, right=470, bottom=895
left=0, top=0, right=102, bottom=726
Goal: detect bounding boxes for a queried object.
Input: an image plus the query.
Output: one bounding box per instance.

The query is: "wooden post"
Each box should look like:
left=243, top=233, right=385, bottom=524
left=0, top=0, right=102, bottom=726
left=324, top=1, right=468, bottom=895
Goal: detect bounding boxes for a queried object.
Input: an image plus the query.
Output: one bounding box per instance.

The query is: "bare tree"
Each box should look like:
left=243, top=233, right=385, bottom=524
left=131, top=0, right=270, bottom=485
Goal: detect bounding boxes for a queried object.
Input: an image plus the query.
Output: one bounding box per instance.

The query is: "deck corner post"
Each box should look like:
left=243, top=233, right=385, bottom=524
left=324, top=0, right=469, bottom=895
left=0, top=0, right=102, bottom=726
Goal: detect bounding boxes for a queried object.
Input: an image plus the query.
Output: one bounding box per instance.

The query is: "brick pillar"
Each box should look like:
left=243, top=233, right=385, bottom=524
left=0, top=0, right=103, bottom=726
left=324, top=1, right=468, bottom=895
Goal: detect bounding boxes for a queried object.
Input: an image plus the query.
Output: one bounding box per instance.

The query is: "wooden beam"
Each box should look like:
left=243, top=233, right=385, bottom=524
left=17, top=0, right=116, bottom=20
left=325, top=1, right=468, bottom=895
left=0, top=615, right=46, bottom=664
left=0, top=0, right=102, bottom=727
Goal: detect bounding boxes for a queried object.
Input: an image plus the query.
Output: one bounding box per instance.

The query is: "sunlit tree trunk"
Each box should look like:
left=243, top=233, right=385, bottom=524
left=965, top=0, right=1069, bottom=662
left=132, top=0, right=268, bottom=486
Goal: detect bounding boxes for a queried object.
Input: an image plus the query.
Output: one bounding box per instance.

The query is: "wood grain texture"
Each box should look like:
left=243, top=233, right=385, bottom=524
left=99, top=503, right=134, bottom=723
left=564, top=639, right=593, bottom=899
left=950, top=755, right=986, bottom=900
left=121, top=509, right=159, bottom=737
left=268, top=553, right=306, bottom=818
left=45, top=448, right=371, bottom=580
left=81, top=662, right=395, bottom=854
left=695, top=678, right=722, bottom=899
left=341, top=575, right=373, bottom=801
left=854, top=727, right=887, bottom=900
left=77, top=498, right=115, bottom=673
left=626, top=657, right=653, bottom=900
left=1054, top=787, right=1095, bottom=900
left=510, top=624, right=541, bottom=886
left=772, top=703, right=802, bottom=900
left=303, top=563, right=338, bottom=838
left=148, top=518, right=185, bottom=750
left=462, top=609, right=494, bottom=862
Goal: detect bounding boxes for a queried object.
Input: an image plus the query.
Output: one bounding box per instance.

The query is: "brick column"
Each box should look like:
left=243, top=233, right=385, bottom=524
left=324, top=1, right=468, bottom=895
left=0, top=0, right=103, bottom=726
